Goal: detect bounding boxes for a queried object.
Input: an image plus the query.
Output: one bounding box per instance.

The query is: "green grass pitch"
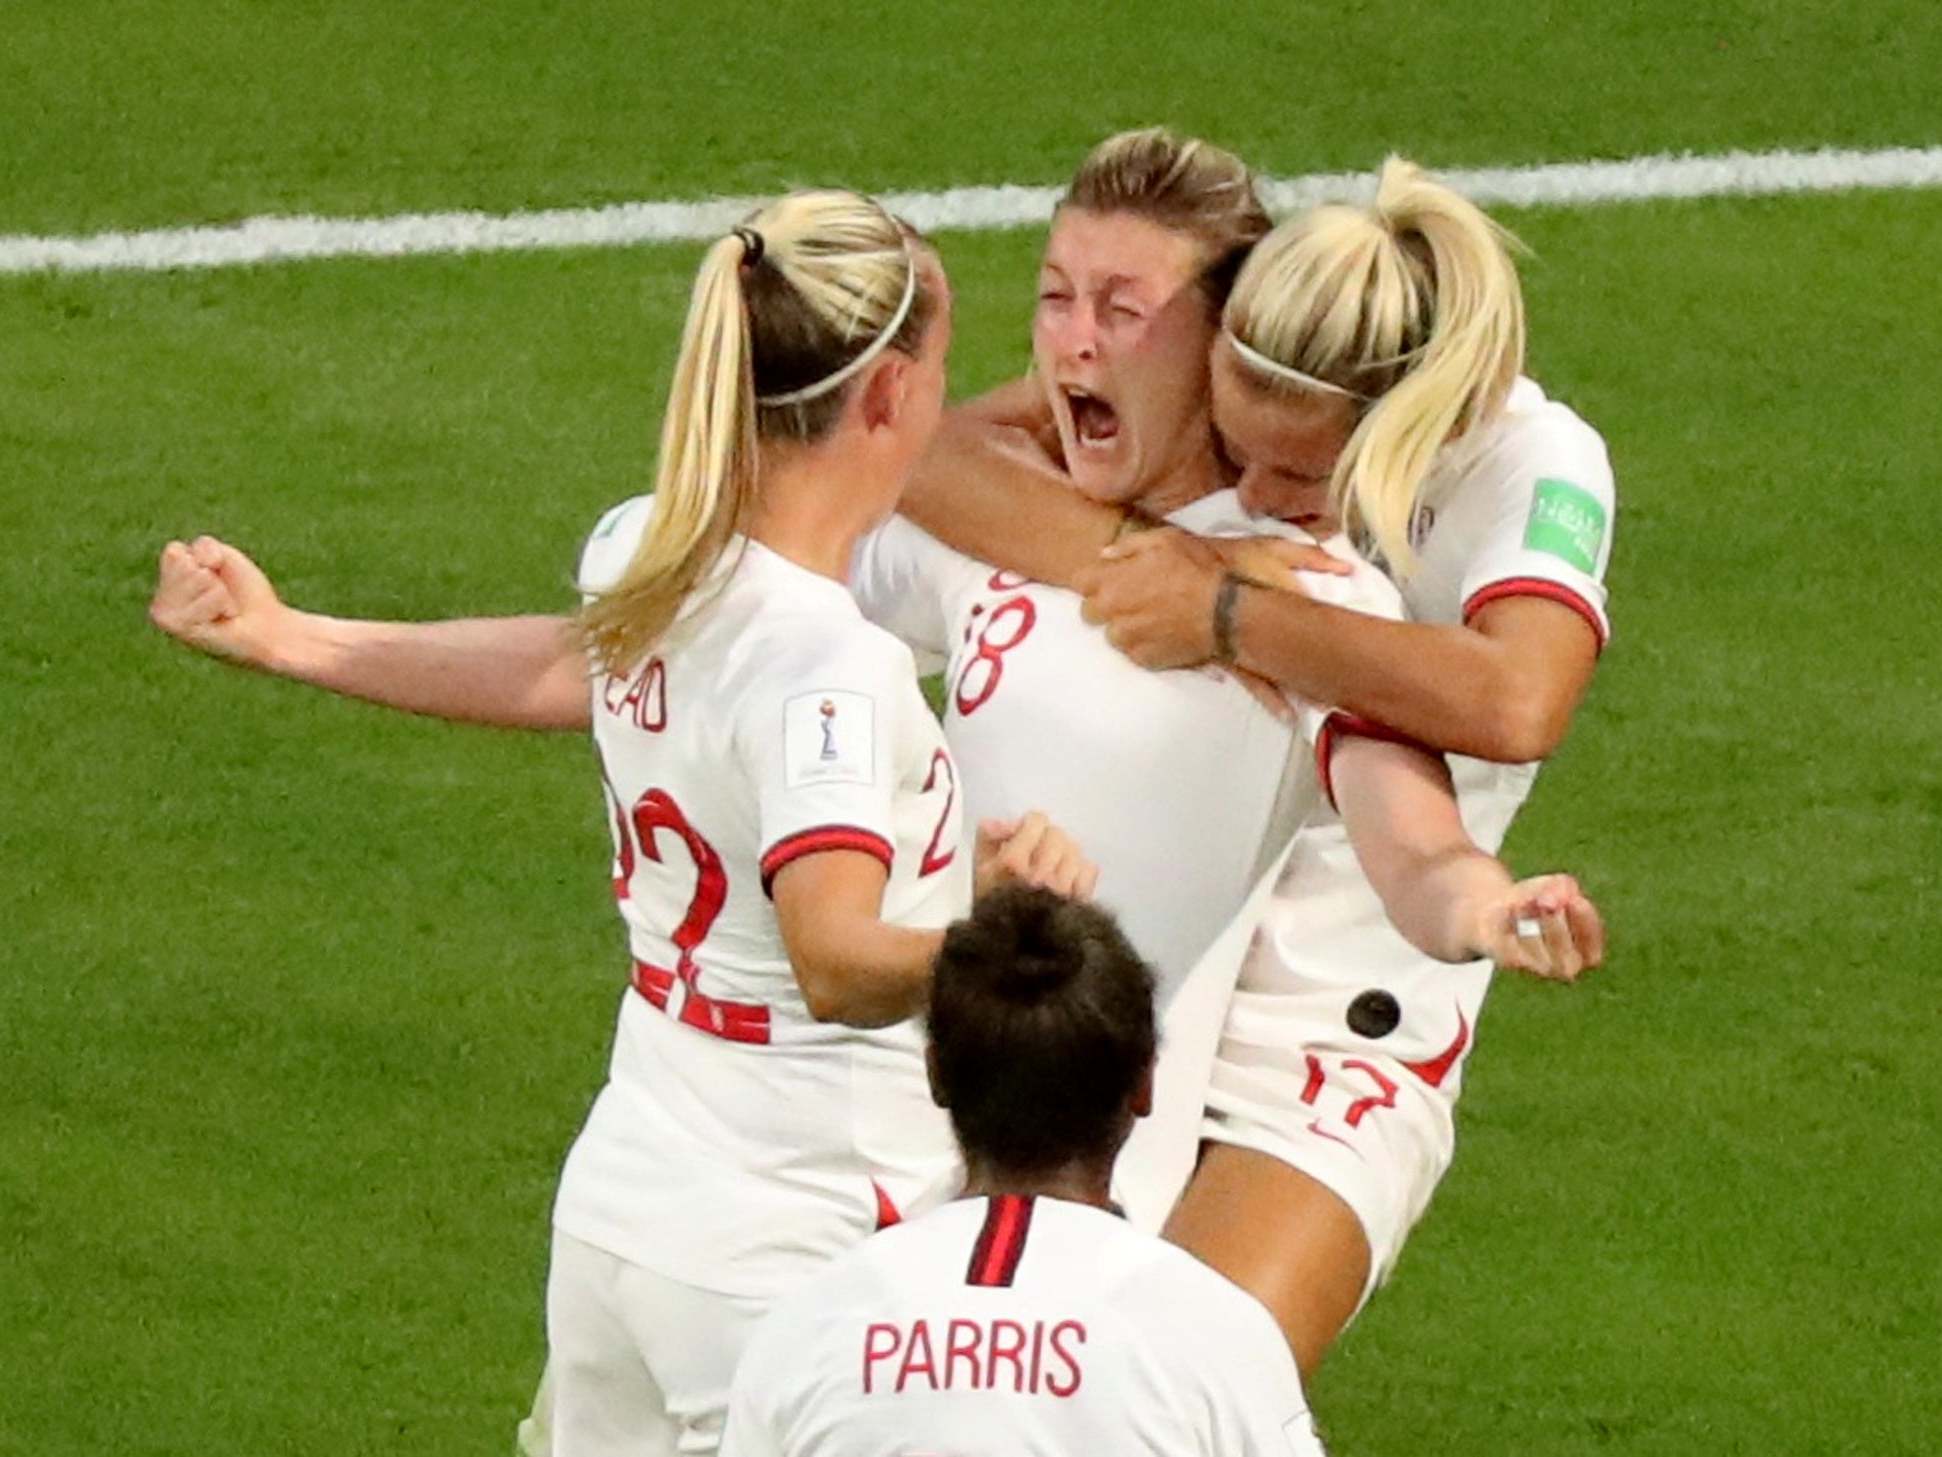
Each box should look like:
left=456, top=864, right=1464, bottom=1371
left=3, top=4, right=1939, bottom=1454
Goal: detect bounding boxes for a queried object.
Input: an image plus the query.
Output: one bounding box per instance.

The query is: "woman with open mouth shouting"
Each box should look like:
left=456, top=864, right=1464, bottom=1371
left=873, top=131, right=1600, bottom=1305
left=894, top=138, right=1613, bottom=1381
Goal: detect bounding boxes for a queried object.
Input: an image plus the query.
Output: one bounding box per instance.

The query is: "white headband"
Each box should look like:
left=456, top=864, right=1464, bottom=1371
left=1222, top=329, right=1368, bottom=401
left=757, top=248, right=921, bottom=407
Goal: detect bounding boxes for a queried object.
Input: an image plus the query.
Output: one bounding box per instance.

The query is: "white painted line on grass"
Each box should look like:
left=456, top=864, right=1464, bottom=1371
left=4, top=144, right=1938, bottom=277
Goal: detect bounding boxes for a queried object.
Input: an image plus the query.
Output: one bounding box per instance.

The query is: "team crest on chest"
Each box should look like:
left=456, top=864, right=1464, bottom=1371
left=785, top=690, right=876, bottom=788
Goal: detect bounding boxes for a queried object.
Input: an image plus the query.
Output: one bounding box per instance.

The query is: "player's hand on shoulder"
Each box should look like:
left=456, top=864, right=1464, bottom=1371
left=1208, top=535, right=1352, bottom=590
left=149, top=535, right=288, bottom=667
left=1076, top=528, right=1221, bottom=669
left=1476, top=872, right=1605, bottom=981
left=974, top=811, right=1098, bottom=901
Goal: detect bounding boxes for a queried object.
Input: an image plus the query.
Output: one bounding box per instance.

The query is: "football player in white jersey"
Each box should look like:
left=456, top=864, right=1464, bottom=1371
left=147, top=144, right=1598, bottom=1430
left=856, top=131, right=1601, bottom=1233
left=890, top=157, right=1613, bottom=1380
left=150, top=191, right=1093, bottom=1457
left=149, top=132, right=1595, bottom=1256
left=722, top=886, right=1324, bottom=1457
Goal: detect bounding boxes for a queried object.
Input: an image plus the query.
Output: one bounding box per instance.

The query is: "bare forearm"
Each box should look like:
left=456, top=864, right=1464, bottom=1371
left=1233, top=589, right=1554, bottom=761
left=1334, top=736, right=1510, bottom=962
left=1376, top=846, right=1514, bottom=963
left=791, top=917, right=943, bottom=1028
left=269, top=612, right=590, bottom=730
left=900, top=419, right=1118, bottom=589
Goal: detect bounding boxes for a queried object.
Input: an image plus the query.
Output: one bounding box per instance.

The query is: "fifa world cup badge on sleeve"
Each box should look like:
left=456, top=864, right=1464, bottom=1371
left=785, top=690, right=876, bottom=788
left=1523, top=478, right=1606, bottom=574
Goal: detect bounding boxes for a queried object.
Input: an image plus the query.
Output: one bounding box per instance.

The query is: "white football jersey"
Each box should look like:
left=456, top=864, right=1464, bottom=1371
left=720, top=1194, right=1327, bottom=1457
left=552, top=497, right=972, bottom=1299
left=852, top=489, right=1401, bottom=1005
left=1222, top=376, right=1619, bottom=1089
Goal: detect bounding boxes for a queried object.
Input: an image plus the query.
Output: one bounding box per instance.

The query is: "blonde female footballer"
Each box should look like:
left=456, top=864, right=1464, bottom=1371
left=894, top=156, right=1614, bottom=1377
left=151, top=190, right=1091, bottom=1457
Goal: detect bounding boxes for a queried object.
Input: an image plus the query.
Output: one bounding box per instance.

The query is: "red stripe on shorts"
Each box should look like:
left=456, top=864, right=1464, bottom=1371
left=1400, top=1007, right=1472, bottom=1088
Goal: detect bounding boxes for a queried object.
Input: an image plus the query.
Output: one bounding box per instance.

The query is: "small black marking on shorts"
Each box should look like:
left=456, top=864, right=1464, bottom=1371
left=1346, top=989, right=1402, bottom=1039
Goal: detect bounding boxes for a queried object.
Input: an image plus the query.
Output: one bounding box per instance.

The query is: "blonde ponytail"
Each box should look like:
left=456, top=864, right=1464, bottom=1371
left=1224, top=157, right=1525, bottom=570
left=580, top=191, right=932, bottom=675
left=581, top=236, right=756, bottom=673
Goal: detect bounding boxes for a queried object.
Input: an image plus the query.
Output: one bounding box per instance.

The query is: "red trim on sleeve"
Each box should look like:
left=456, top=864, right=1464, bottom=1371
left=1399, top=1007, right=1471, bottom=1088
left=965, top=1194, right=1035, bottom=1287
left=872, top=1180, right=902, bottom=1232
left=1314, top=712, right=1440, bottom=811
left=1463, top=577, right=1607, bottom=650
left=759, top=825, right=894, bottom=898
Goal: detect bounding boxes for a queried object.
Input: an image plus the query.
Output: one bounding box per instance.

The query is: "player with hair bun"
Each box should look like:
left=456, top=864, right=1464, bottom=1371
left=152, top=189, right=1093, bottom=1457
left=720, top=887, right=1325, bottom=1457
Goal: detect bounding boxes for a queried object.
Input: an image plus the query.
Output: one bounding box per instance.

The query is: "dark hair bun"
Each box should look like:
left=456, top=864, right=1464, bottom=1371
left=927, top=886, right=1157, bottom=1174
left=981, top=889, right=1086, bottom=1003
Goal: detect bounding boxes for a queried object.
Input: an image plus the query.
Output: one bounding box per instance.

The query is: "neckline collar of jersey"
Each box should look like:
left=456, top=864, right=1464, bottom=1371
left=960, top=1190, right=1127, bottom=1221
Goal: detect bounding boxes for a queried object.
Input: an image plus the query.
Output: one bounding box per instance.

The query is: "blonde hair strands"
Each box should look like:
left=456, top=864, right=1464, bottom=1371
left=1226, top=157, right=1526, bottom=570
left=580, top=191, right=928, bottom=673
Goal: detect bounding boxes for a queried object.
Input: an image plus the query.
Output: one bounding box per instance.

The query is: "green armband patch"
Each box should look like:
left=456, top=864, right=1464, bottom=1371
left=1523, top=478, right=1606, bottom=574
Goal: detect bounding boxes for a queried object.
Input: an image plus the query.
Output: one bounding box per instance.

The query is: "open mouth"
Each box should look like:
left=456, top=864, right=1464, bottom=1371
left=1062, top=387, right=1120, bottom=451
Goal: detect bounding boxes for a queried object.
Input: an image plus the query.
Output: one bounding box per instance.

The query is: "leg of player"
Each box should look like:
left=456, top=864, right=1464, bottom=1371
left=515, top=1362, right=555, bottom=1457
left=545, top=1233, right=680, bottom=1457
left=1163, top=1144, right=1369, bottom=1381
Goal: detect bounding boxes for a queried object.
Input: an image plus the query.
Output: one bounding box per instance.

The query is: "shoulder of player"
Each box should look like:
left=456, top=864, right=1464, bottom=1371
left=1461, top=383, right=1616, bottom=504
left=857, top=512, right=982, bottom=581
left=576, top=494, right=655, bottom=594
left=739, top=600, right=919, bottom=690
left=1164, top=488, right=1274, bottom=540
left=1100, top=1235, right=1289, bottom=1349
left=748, top=1215, right=938, bottom=1349
left=1300, top=532, right=1403, bottom=617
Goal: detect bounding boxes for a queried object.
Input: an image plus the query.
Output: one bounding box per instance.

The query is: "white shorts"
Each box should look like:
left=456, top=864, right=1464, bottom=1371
left=1202, top=984, right=1467, bottom=1297
left=545, top=1229, right=769, bottom=1457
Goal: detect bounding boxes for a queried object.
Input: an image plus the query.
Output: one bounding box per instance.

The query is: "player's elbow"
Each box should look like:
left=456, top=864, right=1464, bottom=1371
left=1477, top=691, right=1570, bottom=764
left=793, top=959, right=892, bottom=1028
left=795, top=964, right=852, bottom=1025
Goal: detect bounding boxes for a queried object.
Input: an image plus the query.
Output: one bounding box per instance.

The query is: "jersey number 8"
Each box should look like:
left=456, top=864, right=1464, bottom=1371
left=954, top=594, right=1037, bottom=716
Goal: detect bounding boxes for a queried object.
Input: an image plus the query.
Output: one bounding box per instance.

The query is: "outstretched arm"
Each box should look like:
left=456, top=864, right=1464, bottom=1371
left=149, top=536, right=591, bottom=731
left=1331, top=734, right=1603, bottom=979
